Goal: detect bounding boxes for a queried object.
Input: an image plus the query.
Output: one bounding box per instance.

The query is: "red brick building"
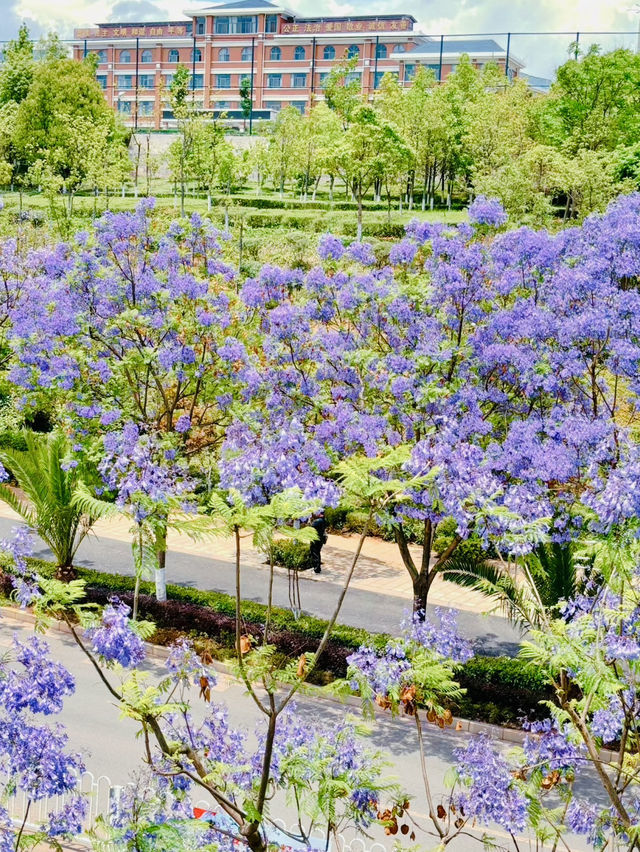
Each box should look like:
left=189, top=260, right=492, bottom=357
left=72, top=1, right=522, bottom=129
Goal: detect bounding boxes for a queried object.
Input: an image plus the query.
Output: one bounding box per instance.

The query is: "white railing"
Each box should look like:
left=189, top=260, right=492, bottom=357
left=8, top=772, right=388, bottom=851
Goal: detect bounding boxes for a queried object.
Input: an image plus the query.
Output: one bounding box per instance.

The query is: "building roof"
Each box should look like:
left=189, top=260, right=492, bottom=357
left=521, top=72, right=552, bottom=90
left=189, top=0, right=281, bottom=9
left=184, top=0, right=298, bottom=15
left=400, top=38, right=507, bottom=55
left=296, top=14, right=416, bottom=23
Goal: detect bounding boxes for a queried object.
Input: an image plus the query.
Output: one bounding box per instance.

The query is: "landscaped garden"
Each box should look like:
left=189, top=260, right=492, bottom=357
left=0, top=24, right=639, bottom=852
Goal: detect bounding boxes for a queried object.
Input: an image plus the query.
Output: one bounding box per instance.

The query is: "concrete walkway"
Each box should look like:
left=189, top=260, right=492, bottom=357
left=0, top=502, right=493, bottom=615
left=0, top=504, right=524, bottom=654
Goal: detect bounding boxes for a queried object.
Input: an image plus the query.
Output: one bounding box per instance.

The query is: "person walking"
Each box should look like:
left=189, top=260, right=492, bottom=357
left=310, top=510, right=327, bottom=574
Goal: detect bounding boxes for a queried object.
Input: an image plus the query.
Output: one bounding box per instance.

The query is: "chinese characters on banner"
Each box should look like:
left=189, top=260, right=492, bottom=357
left=282, top=18, right=412, bottom=34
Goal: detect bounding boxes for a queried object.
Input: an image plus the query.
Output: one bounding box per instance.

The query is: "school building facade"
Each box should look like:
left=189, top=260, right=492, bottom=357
left=72, top=0, right=523, bottom=129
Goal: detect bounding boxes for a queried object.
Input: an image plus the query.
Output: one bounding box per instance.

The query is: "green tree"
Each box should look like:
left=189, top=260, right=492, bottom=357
left=239, top=75, right=252, bottom=131
left=0, top=431, right=97, bottom=581
left=169, top=63, right=196, bottom=215
left=322, top=56, right=361, bottom=127
left=189, top=121, right=227, bottom=208
left=0, top=24, right=34, bottom=106
left=333, top=106, right=409, bottom=240
left=266, top=106, right=303, bottom=198
left=442, top=541, right=585, bottom=629
left=12, top=55, right=121, bottom=208
left=545, top=46, right=640, bottom=152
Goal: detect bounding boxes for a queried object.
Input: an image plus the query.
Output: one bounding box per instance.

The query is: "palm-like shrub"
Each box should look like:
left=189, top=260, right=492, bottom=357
left=441, top=542, right=587, bottom=630
left=0, top=431, right=95, bottom=579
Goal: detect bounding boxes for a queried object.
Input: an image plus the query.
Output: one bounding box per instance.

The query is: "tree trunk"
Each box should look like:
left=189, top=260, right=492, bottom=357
left=154, top=522, right=167, bottom=602
left=356, top=183, right=363, bottom=242
left=55, top=563, right=77, bottom=582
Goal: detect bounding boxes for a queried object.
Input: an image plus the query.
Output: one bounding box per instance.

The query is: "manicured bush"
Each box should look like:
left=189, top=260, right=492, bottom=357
left=269, top=539, right=313, bottom=571
left=452, top=656, right=553, bottom=725
left=1, top=556, right=552, bottom=724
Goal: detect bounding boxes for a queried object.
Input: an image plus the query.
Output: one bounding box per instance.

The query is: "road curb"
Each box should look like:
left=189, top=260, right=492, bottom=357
left=0, top=603, right=525, bottom=742
left=0, top=603, right=619, bottom=762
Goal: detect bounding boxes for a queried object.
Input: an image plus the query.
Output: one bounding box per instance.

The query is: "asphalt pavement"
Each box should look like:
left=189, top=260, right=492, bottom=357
left=0, top=516, right=525, bottom=655
left=0, top=615, right=592, bottom=851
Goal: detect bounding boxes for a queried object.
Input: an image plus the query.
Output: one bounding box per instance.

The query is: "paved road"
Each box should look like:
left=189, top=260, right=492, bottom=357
left=0, top=517, right=525, bottom=655
left=0, top=616, right=592, bottom=851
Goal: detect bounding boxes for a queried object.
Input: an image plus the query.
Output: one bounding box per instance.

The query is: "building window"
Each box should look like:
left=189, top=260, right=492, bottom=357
left=139, top=101, right=153, bottom=115
left=291, top=100, right=306, bottom=114
left=373, top=71, right=384, bottom=88
left=264, top=100, right=281, bottom=113
left=119, top=50, right=131, bottom=63
left=218, top=47, right=230, bottom=61
left=294, top=46, right=306, bottom=60
left=117, top=74, right=133, bottom=89
left=191, top=48, right=202, bottom=62
left=191, top=74, right=204, bottom=89
left=270, top=46, right=281, bottom=61
left=216, top=101, right=231, bottom=109
left=395, top=44, right=405, bottom=53
left=95, top=49, right=107, bottom=63
left=96, top=75, right=107, bottom=89
left=140, top=49, right=153, bottom=63
left=239, top=73, right=252, bottom=85
left=347, top=44, right=359, bottom=58
left=241, top=46, right=253, bottom=62
left=216, top=74, right=231, bottom=89
left=375, top=43, right=387, bottom=59
left=265, top=14, right=278, bottom=33
left=118, top=101, right=131, bottom=114
left=267, top=74, right=281, bottom=88
left=215, top=17, right=229, bottom=34
left=139, top=74, right=154, bottom=89
left=404, top=64, right=416, bottom=81
left=345, top=71, right=361, bottom=85
left=168, top=49, right=179, bottom=62
left=318, top=71, right=329, bottom=87
left=291, top=73, right=307, bottom=88
left=234, top=16, right=257, bottom=34
left=164, top=74, right=174, bottom=86
left=323, top=45, right=335, bottom=60
left=196, top=16, right=206, bottom=35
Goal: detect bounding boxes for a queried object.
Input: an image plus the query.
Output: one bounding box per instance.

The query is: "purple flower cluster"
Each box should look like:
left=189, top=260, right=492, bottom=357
left=0, top=624, right=86, bottom=841
left=99, top=423, right=194, bottom=517
left=522, top=719, right=583, bottom=774
left=468, top=195, right=508, bottom=227
left=0, top=526, right=40, bottom=607
left=403, top=608, right=474, bottom=663
left=453, top=735, right=527, bottom=831
left=87, top=599, right=146, bottom=668
left=318, top=233, right=345, bottom=261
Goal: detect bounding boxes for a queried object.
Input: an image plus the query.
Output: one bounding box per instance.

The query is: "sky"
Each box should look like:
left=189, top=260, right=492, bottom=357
left=2, top=0, right=635, bottom=79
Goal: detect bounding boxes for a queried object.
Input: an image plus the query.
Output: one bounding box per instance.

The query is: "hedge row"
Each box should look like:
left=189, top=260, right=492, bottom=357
left=240, top=212, right=406, bottom=238
left=0, top=559, right=551, bottom=725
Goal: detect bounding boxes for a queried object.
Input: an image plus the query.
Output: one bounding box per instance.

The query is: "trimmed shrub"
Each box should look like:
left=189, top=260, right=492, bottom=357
left=269, top=539, right=313, bottom=571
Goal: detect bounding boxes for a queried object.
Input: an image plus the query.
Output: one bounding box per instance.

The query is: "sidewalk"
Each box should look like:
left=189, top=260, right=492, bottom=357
left=0, top=504, right=499, bottom=617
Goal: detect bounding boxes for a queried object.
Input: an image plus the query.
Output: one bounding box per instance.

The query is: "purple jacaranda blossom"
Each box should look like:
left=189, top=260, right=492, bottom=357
left=522, top=719, right=583, bottom=774
left=348, top=241, right=376, bottom=266
left=0, top=636, right=75, bottom=715
left=388, top=239, right=417, bottom=266
left=454, top=736, right=527, bottom=832
left=318, top=233, right=345, bottom=261
left=86, top=599, right=146, bottom=668
left=468, top=195, right=508, bottom=227
left=174, top=414, right=191, bottom=434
